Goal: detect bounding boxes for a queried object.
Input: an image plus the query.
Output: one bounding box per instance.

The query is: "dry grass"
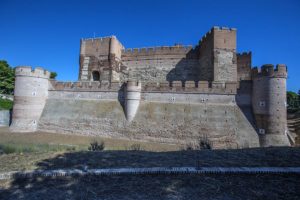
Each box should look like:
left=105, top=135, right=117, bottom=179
left=0, top=127, right=180, bottom=152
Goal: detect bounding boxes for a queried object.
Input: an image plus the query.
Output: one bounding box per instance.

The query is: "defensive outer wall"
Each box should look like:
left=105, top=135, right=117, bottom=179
left=9, top=26, right=290, bottom=148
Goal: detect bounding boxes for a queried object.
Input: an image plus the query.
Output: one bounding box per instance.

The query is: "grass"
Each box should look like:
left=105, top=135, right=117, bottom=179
left=0, top=99, right=13, bottom=110
left=0, top=143, right=77, bottom=154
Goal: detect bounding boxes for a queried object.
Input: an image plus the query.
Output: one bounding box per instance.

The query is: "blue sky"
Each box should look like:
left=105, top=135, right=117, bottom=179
left=0, top=0, right=299, bottom=92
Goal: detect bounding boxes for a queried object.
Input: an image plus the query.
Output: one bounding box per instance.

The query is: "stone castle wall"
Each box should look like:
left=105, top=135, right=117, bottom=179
left=37, top=83, right=259, bottom=148
left=9, top=26, right=290, bottom=148
left=120, top=46, right=200, bottom=82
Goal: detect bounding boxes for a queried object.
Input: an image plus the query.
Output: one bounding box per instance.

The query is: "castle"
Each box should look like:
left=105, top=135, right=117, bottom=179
left=9, top=26, right=290, bottom=148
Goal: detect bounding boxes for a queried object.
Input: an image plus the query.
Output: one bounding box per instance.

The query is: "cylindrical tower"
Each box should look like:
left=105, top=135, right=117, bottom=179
left=252, top=64, right=290, bottom=146
left=10, top=66, right=50, bottom=132
left=125, top=80, right=142, bottom=122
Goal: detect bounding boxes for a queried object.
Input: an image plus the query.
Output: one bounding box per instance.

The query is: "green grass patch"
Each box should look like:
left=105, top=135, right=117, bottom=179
left=0, top=98, right=13, bottom=110
left=0, top=143, right=78, bottom=154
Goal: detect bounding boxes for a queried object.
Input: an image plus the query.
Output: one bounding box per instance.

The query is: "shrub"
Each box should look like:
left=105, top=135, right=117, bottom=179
left=88, top=139, right=105, bottom=151
left=0, top=98, right=13, bottom=110
left=198, top=135, right=213, bottom=150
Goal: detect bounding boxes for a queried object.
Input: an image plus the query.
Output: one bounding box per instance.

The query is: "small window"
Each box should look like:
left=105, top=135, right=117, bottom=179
left=259, top=101, right=265, bottom=107
left=259, top=129, right=265, bottom=134
left=92, top=71, right=100, bottom=81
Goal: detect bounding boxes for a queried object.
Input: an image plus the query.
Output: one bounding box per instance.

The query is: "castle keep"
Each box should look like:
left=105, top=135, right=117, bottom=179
left=9, top=26, right=290, bottom=148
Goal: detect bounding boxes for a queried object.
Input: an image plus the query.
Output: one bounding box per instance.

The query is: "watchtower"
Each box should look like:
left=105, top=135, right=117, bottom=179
left=252, top=64, right=290, bottom=146
left=79, top=36, right=124, bottom=82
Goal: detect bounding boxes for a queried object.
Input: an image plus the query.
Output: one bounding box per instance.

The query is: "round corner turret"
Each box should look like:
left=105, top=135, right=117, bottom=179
left=10, top=66, right=50, bottom=132
left=252, top=64, right=290, bottom=147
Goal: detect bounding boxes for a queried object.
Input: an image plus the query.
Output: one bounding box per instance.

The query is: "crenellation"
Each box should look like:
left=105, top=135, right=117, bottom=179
left=237, top=52, right=251, bottom=56
left=275, top=64, right=288, bottom=77
left=184, top=81, right=196, bottom=88
left=15, top=66, right=50, bottom=79
left=121, top=45, right=194, bottom=57
left=252, top=64, right=287, bottom=78
left=261, top=64, right=275, bottom=76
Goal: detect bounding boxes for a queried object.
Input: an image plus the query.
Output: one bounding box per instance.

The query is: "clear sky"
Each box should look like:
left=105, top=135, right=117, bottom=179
left=1, top=0, right=299, bottom=92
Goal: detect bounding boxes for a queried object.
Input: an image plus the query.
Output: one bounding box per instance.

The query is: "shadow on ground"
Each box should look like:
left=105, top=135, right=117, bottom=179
left=0, top=147, right=300, bottom=199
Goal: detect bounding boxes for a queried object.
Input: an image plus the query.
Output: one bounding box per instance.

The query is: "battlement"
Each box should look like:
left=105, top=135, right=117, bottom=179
left=199, top=28, right=213, bottom=46
left=212, top=26, right=237, bottom=32
left=80, top=36, right=124, bottom=57
left=252, top=64, right=287, bottom=78
left=50, top=81, right=121, bottom=91
left=199, top=26, right=236, bottom=46
left=121, top=45, right=194, bottom=57
left=50, top=80, right=237, bottom=94
left=237, top=52, right=251, bottom=57
left=15, top=66, right=50, bottom=79
left=142, top=81, right=237, bottom=94
left=81, top=35, right=116, bottom=41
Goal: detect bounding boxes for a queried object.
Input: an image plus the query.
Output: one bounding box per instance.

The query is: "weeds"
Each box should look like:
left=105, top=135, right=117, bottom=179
left=183, top=135, right=213, bottom=150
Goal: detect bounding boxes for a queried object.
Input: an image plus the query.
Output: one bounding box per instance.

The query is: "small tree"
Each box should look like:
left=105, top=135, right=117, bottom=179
left=0, top=60, right=15, bottom=95
left=287, top=91, right=298, bottom=109
left=50, top=72, right=57, bottom=79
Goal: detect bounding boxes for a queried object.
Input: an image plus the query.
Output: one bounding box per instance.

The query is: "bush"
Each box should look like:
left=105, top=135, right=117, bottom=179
left=88, top=139, right=105, bottom=151
left=0, top=98, right=13, bottom=110
left=183, top=135, right=213, bottom=151
left=198, top=135, right=213, bottom=150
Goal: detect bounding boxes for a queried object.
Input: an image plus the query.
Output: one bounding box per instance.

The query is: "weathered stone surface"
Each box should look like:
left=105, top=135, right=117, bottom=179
left=38, top=98, right=259, bottom=149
